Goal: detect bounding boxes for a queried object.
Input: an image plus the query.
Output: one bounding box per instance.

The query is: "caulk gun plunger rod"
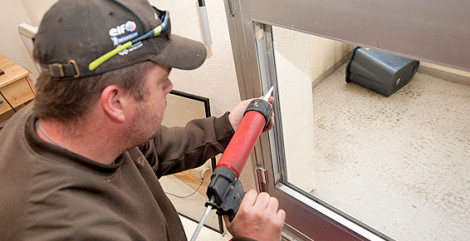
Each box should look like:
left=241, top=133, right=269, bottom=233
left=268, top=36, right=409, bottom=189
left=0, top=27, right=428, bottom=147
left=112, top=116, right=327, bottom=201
left=190, top=197, right=214, bottom=241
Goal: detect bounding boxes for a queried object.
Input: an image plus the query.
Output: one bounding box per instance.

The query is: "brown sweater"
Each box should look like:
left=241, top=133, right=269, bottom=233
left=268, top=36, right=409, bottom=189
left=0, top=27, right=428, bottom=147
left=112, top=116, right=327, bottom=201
left=0, top=105, right=254, bottom=241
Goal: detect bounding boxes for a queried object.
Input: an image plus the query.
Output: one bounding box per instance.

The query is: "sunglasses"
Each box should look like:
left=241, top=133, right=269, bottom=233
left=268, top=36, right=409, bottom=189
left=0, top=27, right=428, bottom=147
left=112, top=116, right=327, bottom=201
left=88, top=7, right=171, bottom=71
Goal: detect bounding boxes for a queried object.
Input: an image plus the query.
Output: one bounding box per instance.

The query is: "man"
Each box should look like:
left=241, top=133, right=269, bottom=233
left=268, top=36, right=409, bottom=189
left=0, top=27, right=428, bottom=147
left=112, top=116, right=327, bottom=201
left=0, top=0, right=285, bottom=240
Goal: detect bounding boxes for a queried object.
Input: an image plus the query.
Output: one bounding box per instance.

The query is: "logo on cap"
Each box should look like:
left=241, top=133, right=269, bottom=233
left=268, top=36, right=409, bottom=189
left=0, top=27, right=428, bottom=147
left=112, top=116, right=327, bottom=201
left=107, top=20, right=143, bottom=56
left=109, top=21, right=137, bottom=37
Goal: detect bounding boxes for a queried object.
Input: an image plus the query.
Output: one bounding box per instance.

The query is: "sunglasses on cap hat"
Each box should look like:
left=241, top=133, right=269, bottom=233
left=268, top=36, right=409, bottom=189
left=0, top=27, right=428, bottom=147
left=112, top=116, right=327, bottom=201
left=88, top=7, right=171, bottom=71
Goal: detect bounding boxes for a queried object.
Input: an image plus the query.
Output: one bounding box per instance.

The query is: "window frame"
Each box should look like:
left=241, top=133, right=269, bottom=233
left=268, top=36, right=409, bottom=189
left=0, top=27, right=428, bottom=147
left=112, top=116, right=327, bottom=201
left=223, top=0, right=470, bottom=240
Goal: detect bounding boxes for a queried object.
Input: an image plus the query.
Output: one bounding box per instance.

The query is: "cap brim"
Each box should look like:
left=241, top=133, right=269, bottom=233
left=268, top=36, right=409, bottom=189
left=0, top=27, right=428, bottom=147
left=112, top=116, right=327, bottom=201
left=150, top=35, right=207, bottom=70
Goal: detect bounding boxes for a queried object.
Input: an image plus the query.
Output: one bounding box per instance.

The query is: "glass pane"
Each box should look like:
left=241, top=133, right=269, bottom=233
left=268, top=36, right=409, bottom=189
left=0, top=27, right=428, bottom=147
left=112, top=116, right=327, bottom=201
left=272, top=26, right=470, bottom=241
left=159, top=91, right=222, bottom=233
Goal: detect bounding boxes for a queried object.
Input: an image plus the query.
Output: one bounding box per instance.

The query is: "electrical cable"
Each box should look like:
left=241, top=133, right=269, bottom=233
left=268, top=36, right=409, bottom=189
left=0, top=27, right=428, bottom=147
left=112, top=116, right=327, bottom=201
left=165, top=177, right=205, bottom=199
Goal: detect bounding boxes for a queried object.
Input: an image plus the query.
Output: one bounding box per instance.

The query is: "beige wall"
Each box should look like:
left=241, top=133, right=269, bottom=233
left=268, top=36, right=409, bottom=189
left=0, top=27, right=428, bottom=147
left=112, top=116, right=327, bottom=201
left=420, top=61, right=470, bottom=86
left=422, top=62, right=470, bottom=77
left=309, top=35, right=353, bottom=82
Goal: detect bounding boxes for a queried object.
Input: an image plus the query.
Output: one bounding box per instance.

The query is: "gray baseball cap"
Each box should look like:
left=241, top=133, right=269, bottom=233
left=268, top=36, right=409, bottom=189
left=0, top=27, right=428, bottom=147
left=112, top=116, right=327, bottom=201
left=34, top=0, right=207, bottom=79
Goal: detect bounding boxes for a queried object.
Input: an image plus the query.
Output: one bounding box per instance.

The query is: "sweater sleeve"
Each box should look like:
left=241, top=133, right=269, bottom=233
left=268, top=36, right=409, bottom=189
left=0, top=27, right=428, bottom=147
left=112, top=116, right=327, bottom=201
left=140, top=112, right=234, bottom=177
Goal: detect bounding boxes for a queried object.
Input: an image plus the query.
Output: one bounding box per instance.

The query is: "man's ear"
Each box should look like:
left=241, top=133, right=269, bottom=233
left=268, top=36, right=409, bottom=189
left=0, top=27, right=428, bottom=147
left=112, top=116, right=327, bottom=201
left=101, top=85, right=127, bottom=122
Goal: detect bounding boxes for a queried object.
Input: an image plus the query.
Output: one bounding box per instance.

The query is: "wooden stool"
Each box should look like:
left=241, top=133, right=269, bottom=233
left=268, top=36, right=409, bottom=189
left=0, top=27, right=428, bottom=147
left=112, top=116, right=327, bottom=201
left=0, top=55, right=36, bottom=125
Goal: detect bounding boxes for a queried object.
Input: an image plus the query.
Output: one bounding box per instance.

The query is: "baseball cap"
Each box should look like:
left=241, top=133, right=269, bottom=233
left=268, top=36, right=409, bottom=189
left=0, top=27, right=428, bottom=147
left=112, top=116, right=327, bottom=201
left=34, top=0, right=207, bottom=79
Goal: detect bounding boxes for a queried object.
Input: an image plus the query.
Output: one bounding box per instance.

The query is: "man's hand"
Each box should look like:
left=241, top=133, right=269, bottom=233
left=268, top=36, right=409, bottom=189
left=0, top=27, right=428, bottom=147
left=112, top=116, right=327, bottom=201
left=224, top=190, right=286, bottom=241
left=228, top=97, right=274, bottom=132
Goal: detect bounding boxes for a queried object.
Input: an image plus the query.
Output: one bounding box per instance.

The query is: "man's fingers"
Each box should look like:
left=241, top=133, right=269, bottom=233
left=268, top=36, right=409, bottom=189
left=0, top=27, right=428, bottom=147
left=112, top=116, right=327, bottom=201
left=240, top=189, right=258, bottom=208
left=264, top=115, right=274, bottom=131
left=258, top=96, right=274, bottom=104
left=253, top=192, right=271, bottom=209
left=277, top=209, right=286, bottom=221
left=267, top=96, right=274, bottom=104
left=274, top=209, right=287, bottom=228
left=226, top=190, right=286, bottom=241
left=266, top=196, right=280, bottom=213
left=261, top=96, right=274, bottom=132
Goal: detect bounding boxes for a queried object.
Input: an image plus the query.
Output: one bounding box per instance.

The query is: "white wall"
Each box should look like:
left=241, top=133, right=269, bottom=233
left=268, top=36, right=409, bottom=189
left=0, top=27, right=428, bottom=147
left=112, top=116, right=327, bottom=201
left=0, top=0, right=39, bottom=81
left=2, top=0, right=241, bottom=132
left=6, top=0, right=254, bottom=189
left=273, top=27, right=316, bottom=191
left=20, top=0, right=57, bottom=26
left=273, top=26, right=353, bottom=191
left=150, top=0, right=255, bottom=190
left=152, top=0, right=241, bottom=119
left=3, top=0, right=241, bottom=120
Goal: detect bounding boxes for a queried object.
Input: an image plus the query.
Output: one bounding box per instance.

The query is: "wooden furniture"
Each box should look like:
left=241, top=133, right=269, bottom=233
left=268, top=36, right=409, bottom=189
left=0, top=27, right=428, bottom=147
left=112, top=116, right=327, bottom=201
left=0, top=55, right=36, bottom=123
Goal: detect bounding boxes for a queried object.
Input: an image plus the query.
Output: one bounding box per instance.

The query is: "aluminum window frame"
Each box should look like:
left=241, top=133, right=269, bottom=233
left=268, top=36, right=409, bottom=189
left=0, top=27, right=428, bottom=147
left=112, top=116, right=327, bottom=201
left=224, top=0, right=470, bottom=240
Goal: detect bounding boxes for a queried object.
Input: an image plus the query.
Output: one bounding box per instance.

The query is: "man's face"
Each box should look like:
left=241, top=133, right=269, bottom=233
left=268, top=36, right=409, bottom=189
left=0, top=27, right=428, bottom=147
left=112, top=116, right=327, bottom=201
left=127, top=63, right=173, bottom=146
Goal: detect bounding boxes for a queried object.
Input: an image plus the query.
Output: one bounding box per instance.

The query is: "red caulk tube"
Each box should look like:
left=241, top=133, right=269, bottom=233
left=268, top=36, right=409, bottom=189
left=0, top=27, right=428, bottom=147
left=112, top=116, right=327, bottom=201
left=216, top=101, right=271, bottom=177
left=207, top=87, right=274, bottom=219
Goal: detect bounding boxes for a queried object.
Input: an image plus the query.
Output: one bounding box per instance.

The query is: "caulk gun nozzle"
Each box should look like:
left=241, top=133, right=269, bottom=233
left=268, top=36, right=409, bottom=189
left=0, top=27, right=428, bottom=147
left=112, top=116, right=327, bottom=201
left=263, top=86, right=275, bottom=102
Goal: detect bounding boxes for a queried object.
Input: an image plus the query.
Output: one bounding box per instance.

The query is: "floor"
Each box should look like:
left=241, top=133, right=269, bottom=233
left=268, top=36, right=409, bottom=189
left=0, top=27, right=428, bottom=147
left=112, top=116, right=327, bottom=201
left=295, top=64, right=470, bottom=241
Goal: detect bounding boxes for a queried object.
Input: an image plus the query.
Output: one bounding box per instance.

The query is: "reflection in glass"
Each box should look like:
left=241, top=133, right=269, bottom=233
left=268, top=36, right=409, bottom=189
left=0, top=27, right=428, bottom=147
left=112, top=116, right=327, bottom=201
left=273, top=26, right=470, bottom=241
